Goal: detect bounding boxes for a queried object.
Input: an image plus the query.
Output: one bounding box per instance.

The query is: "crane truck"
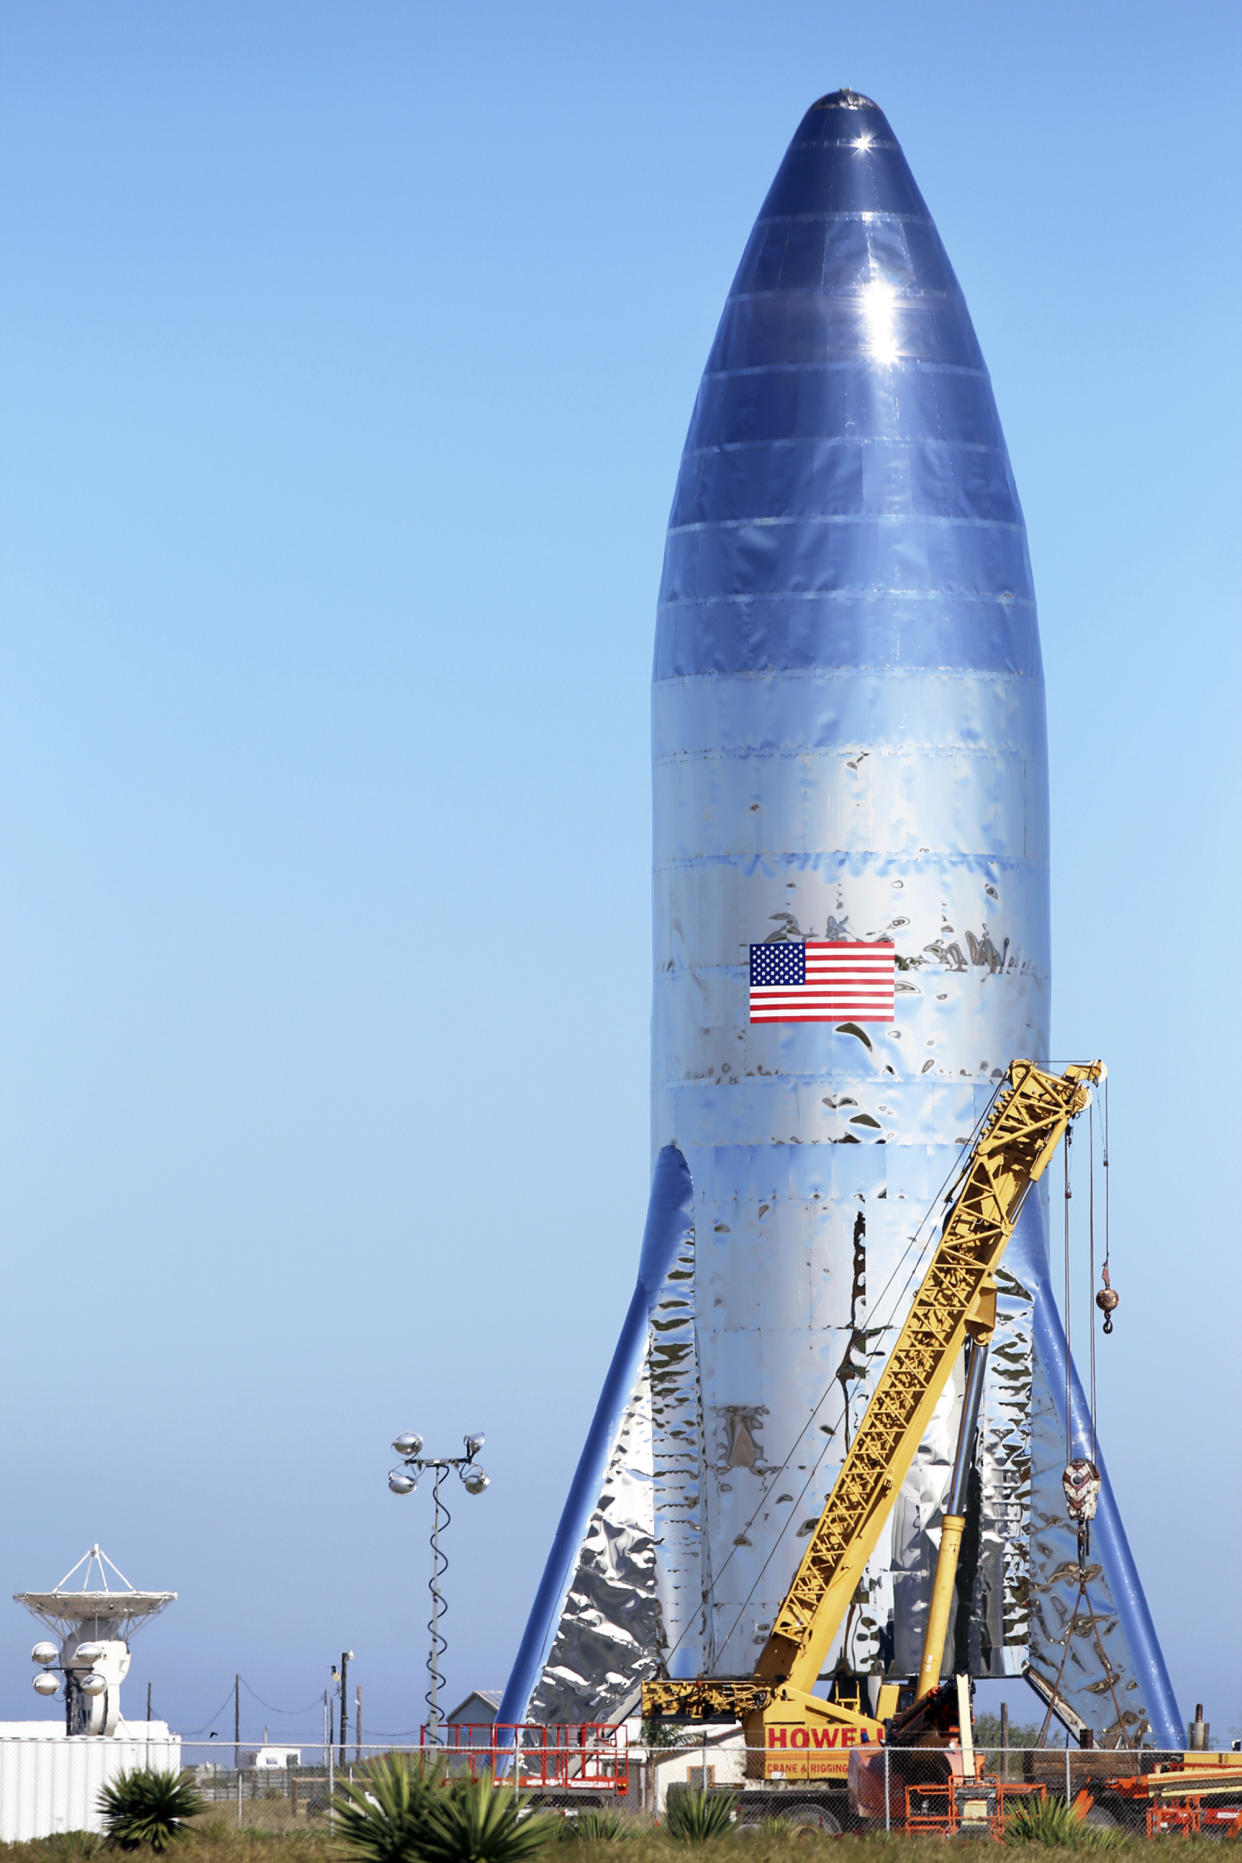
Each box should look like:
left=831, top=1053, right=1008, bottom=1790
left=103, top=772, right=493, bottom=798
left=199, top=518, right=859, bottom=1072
left=642, top=1057, right=1103, bottom=1810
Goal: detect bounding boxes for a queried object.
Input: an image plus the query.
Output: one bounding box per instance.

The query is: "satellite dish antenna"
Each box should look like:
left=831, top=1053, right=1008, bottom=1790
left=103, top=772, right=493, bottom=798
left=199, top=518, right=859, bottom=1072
left=15, top=1544, right=175, bottom=1736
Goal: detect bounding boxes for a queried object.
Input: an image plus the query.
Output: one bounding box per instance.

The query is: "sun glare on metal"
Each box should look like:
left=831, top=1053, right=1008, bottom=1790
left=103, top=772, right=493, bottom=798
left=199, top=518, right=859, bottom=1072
left=861, top=276, right=900, bottom=365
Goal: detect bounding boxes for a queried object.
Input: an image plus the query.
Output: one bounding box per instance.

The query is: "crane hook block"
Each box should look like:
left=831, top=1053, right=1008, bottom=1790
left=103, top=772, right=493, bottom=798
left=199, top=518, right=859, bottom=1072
left=1063, top=1458, right=1101, bottom=1571
left=1063, top=1459, right=1101, bottom=1522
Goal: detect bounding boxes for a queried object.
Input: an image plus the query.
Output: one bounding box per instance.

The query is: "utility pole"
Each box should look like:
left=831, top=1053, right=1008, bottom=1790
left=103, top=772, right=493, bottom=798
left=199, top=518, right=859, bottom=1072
left=146, top=1682, right=152, bottom=1724
left=233, top=1674, right=240, bottom=1773
left=354, top=1684, right=362, bottom=1763
left=338, top=1651, right=353, bottom=1766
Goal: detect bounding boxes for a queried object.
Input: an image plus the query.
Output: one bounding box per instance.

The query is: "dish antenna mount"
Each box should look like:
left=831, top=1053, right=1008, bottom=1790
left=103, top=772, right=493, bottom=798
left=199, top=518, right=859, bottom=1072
left=15, top=1544, right=176, bottom=1735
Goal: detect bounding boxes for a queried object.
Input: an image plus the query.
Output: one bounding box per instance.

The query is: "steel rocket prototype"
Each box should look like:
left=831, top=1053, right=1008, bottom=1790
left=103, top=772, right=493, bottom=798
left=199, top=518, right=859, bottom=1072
left=502, top=90, right=1178, bottom=1747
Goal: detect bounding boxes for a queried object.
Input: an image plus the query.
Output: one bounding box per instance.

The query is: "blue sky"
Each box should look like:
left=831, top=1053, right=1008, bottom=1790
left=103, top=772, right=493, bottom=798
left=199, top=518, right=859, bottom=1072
left=1, top=0, right=1238, bottom=1745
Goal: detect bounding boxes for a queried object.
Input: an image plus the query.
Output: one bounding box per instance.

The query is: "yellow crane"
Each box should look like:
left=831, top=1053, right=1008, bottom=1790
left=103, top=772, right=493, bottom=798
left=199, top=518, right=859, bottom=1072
left=642, top=1058, right=1103, bottom=1782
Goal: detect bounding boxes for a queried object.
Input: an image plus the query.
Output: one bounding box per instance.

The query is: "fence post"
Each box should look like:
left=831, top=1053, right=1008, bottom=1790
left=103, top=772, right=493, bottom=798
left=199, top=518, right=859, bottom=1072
left=236, top=1770, right=242, bottom=1833
left=1064, top=1741, right=1071, bottom=1806
left=884, top=1742, right=891, bottom=1835
left=328, top=1735, right=335, bottom=1833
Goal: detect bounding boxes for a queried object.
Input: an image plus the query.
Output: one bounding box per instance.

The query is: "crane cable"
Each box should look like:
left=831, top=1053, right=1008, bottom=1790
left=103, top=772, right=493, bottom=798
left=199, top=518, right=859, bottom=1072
left=1063, top=1127, right=1073, bottom=1468
left=1100, top=1075, right=1115, bottom=1329
left=1088, top=1098, right=1097, bottom=1464
left=1045, top=1078, right=1134, bottom=1744
left=1034, top=1559, right=1133, bottom=1751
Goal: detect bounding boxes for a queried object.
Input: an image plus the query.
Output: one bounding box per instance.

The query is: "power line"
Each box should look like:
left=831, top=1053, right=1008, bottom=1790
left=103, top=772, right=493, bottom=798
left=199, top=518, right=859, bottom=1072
left=181, top=1685, right=238, bottom=1739
left=239, top=1677, right=326, bottom=1718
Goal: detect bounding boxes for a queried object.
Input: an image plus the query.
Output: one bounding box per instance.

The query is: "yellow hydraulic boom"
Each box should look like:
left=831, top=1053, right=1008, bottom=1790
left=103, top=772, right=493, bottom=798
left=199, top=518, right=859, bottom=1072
left=643, top=1058, right=1103, bottom=1779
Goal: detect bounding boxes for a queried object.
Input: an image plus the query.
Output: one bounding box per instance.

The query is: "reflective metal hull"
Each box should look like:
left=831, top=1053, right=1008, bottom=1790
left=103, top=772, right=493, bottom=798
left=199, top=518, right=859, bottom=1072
left=504, top=91, right=1179, bottom=1748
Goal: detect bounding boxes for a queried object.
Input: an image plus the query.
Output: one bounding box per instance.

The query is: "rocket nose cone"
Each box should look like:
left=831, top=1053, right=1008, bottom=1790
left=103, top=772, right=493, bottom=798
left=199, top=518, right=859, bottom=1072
left=797, top=87, right=897, bottom=151
left=758, top=90, right=923, bottom=222
left=656, top=87, right=1033, bottom=683
left=813, top=87, right=880, bottom=111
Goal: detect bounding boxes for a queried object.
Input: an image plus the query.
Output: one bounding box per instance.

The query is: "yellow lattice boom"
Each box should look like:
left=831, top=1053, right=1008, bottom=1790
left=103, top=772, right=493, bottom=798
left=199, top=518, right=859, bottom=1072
left=751, top=1057, right=1102, bottom=1697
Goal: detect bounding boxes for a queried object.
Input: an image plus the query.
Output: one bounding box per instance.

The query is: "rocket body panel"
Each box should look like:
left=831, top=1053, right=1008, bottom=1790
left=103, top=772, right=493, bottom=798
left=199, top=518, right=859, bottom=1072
left=506, top=91, right=1178, bottom=1747
left=652, top=91, right=1047, bottom=1678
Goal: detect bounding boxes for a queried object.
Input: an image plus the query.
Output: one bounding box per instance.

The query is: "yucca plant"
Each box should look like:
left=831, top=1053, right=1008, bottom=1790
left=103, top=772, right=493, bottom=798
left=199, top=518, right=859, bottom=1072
left=1003, top=1795, right=1121, bottom=1849
left=417, top=1778, right=559, bottom=1863
left=663, top=1789, right=738, bottom=1841
left=97, top=1768, right=203, bottom=1852
left=333, top=1753, right=447, bottom=1863
left=559, top=1809, right=626, bottom=1842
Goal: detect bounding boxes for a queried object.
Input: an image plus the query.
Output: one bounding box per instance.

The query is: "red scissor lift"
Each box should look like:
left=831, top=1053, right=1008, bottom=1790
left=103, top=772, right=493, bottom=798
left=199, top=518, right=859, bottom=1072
left=423, top=1724, right=629, bottom=1799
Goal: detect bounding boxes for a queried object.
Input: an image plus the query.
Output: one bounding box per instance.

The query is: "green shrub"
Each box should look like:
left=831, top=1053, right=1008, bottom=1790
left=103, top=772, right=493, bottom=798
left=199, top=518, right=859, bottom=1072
left=97, top=1769, right=204, bottom=1853
left=663, top=1791, right=738, bottom=1841
left=1003, top=1795, right=1121, bottom=1849
left=559, top=1810, right=626, bottom=1842
left=416, top=1779, right=559, bottom=1863
left=333, top=1754, right=446, bottom=1863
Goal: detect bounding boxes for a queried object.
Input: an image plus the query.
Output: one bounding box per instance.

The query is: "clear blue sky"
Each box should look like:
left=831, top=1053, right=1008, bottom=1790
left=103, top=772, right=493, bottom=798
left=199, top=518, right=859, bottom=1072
left=1, top=0, right=1238, bottom=1746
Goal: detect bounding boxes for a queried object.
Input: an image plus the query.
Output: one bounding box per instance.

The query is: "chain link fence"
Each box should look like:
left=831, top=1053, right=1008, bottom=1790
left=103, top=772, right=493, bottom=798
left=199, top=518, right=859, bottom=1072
left=2, top=1735, right=1239, bottom=1841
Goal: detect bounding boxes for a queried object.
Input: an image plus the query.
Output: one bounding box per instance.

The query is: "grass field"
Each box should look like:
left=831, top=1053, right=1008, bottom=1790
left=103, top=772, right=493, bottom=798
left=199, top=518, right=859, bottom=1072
left=0, top=1824, right=1214, bottom=1863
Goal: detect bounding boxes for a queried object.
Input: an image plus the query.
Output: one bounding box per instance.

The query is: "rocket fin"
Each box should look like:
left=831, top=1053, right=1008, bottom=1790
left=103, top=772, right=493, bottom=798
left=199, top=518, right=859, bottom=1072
left=840, top=1181, right=1177, bottom=1753
left=498, top=1145, right=700, bottom=1726
left=1027, top=1278, right=1181, bottom=1747
left=947, top=1194, right=1181, bottom=1746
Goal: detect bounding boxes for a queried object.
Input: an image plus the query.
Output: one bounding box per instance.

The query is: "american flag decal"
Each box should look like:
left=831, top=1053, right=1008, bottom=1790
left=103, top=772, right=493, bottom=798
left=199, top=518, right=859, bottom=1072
left=749, top=941, right=896, bottom=1023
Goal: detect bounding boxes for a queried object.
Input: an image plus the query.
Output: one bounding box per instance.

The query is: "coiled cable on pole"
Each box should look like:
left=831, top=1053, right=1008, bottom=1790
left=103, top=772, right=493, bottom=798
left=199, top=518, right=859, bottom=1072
left=426, top=1467, right=450, bottom=1743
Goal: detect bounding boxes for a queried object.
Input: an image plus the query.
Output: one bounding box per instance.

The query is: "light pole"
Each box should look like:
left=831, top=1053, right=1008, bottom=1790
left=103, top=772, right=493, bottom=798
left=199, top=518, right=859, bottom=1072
left=29, top=1639, right=108, bottom=1735
left=388, top=1430, right=490, bottom=1748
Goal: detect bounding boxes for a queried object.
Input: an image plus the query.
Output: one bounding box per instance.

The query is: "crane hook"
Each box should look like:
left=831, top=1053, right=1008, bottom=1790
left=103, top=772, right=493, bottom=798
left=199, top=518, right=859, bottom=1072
left=1063, top=1458, right=1101, bottom=1569
left=1095, top=1264, right=1119, bottom=1336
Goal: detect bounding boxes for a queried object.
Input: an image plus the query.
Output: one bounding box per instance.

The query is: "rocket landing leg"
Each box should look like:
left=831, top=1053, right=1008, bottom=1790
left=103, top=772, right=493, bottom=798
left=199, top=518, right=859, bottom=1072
left=1026, top=1277, right=1181, bottom=1747
left=498, top=1146, right=703, bottom=1726
left=508, top=1176, right=1180, bottom=1748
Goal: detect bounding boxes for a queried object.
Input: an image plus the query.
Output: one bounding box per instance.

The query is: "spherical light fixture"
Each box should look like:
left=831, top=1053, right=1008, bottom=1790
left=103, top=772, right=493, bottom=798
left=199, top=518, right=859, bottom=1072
left=79, top=1672, right=107, bottom=1698
left=32, top=1672, right=59, bottom=1697
left=386, top=1423, right=490, bottom=1747
left=31, top=1642, right=59, bottom=1667
left=71, top=1643, right=104, bottom=1667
